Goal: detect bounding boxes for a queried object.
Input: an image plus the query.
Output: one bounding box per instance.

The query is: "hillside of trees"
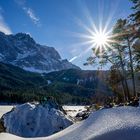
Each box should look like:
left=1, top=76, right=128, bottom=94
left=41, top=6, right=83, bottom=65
left=0, top=62, right=113, bottom=105
left=85, top=0, right=140, bottom=104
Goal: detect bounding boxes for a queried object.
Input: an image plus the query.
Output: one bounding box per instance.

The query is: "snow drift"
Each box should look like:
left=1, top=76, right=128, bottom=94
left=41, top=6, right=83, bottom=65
left=2, top=103, right=73, bottom=137
left=1, top=106, right=140, bottom=140
left=44, top=106, right=140, bottom=140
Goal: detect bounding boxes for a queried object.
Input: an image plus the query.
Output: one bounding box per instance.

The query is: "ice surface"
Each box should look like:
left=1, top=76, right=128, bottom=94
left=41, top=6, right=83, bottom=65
left=0, top=105, right=13, bottom=118
left=63, top=105, right=87, bottom=117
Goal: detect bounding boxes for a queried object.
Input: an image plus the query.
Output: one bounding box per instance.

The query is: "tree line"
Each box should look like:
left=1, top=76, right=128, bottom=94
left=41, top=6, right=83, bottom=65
left=85, top=0, right=140, bottom=104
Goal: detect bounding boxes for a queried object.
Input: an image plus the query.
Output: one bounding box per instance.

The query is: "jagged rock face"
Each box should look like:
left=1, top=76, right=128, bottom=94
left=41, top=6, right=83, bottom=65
left=0, top=32, right=79, bottom=73
left=2, top=103, right=73, bottom=137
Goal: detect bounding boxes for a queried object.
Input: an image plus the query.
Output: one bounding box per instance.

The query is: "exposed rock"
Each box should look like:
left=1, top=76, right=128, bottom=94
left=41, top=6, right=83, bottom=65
left=0, top=117, right=6, bottom=133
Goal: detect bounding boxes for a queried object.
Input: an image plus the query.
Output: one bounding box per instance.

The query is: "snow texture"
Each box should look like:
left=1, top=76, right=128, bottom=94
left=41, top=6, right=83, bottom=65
left=2, top=103, right=73, bottom=137
left=1, top=106, right=140, bottom=140
left=63, top=105, right=87, bottom=117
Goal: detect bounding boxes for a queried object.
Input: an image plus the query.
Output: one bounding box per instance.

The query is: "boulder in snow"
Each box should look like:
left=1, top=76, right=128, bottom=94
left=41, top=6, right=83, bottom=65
left=1, top=102, right=73, bottom=137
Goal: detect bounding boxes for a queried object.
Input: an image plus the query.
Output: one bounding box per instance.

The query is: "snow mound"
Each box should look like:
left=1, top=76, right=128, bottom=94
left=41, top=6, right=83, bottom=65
left=2, top=103, right=73, bottom=137
left=1, top=106, right=140, bottom=140
left=45, top=106, right=140, bottom=140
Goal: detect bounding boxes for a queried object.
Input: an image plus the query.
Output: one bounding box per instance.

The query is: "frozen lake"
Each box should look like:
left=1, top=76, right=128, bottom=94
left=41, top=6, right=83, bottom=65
left=63, top=105, right=87, bottom=117
left=0, top=105, right=87, bottom=118
left=0, top=105, right=14, bottom=118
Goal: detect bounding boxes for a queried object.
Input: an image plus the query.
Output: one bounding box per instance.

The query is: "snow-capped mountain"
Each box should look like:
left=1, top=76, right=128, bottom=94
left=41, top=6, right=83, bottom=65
left=0, top=32, right=79, bottom=73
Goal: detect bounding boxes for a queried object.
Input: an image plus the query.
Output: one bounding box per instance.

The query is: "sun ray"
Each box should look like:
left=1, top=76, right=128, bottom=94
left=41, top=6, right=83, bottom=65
left=102, top=44, right=108, bottom=51
left=69, top=10, right=116, bottom=62
left=75, top=17, right=95, bottom=36
left=80, top=4, right=99, bottom=34
left=70, top=31, right=95, bottom=40
left=69, top=42, right=96, bottom=62
left=71, top=40, right=94, bottom=48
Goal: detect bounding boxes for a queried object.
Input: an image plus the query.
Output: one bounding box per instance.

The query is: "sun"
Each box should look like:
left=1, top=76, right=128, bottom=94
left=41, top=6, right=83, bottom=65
left=91, top=30, right=111, bottom=53
left=93, top=32, right=109, bottom=47
left=69, top=18, right=114, bottom=62
left=69, top=28, right=112, bottom=62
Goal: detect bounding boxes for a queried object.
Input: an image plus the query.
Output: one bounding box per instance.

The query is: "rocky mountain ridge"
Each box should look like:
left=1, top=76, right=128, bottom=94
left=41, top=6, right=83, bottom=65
left=0, top=32, right=79, bottom=73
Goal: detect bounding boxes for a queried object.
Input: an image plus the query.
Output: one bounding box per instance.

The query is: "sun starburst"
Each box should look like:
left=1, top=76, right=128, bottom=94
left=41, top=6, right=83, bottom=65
left=69, top=26, right=113, bottom=62
left=91, top=29, right=112, bottom=53
left=68, top=1, right=119, bottom=62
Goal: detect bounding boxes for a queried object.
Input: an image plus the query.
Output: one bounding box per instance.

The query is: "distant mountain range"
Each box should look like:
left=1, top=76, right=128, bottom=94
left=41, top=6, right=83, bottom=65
left=0, top=31, right=115, bottom=104
left=0, top=32, right=79, bottom=73
left=0, top=31, right=139, bottom=104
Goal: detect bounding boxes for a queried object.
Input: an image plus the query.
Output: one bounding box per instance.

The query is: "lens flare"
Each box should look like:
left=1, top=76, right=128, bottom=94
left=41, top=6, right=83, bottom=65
left=91, top=29, right=113, bottom=55
left=68, top=0, right=119, bottom=62
left=93, top=32, right=109, bottom=46
left=69, top=28, right=113, bottom=62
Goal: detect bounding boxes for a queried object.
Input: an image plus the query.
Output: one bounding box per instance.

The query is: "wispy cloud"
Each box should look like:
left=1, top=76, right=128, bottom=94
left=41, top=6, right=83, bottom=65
left=23, top=7, right=40, bottom=25
left=15, top=0, right=41, bottom=26
left=0, top=8, right=12, bottom=34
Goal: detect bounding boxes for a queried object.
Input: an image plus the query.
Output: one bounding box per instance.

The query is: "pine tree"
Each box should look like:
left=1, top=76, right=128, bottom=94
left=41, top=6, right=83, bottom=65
left=130, top=0, right=140, bottom=24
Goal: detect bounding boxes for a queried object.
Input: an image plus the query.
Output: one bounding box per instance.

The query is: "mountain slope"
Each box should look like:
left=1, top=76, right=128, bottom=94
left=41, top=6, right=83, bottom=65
left=0, top=62, right=47, bottom=90
left=0, top=32, right=79, bottom=73
left=0, top=62, right=113, bottom=104
left=44, top=69, right=113, bottom=97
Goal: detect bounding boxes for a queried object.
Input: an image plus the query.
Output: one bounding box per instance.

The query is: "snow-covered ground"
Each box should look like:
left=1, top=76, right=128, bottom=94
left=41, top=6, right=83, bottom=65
left=63, top=105, right=87, bottom=117
left=0, top=106, right=13, bottom=118
left=1, top=106, right=140, bottom=140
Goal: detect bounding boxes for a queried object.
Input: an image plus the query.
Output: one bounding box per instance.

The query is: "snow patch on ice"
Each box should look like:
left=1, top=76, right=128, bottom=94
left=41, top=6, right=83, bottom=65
left=63, top=106, right=87, bottom=117
left=0, top=105, right=13, bottom=118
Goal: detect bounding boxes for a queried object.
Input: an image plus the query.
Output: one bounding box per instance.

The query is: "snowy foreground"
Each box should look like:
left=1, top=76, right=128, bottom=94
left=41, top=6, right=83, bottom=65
left=2, top=103, right=72, bottom=137
left=1, top=106, right=140, bottom=140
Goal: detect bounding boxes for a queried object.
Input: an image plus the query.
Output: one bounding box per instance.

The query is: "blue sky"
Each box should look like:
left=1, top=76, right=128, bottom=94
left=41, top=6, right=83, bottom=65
left=0, top=0, right=133, bottom=69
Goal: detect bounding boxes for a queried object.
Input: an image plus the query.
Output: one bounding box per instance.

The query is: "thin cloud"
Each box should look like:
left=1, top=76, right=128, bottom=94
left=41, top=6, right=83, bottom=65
left=15, top=0, right=41, bottom=26
left=23, top=7, right=40, bottom=25
left=0, top=14, right=12, bottom=34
